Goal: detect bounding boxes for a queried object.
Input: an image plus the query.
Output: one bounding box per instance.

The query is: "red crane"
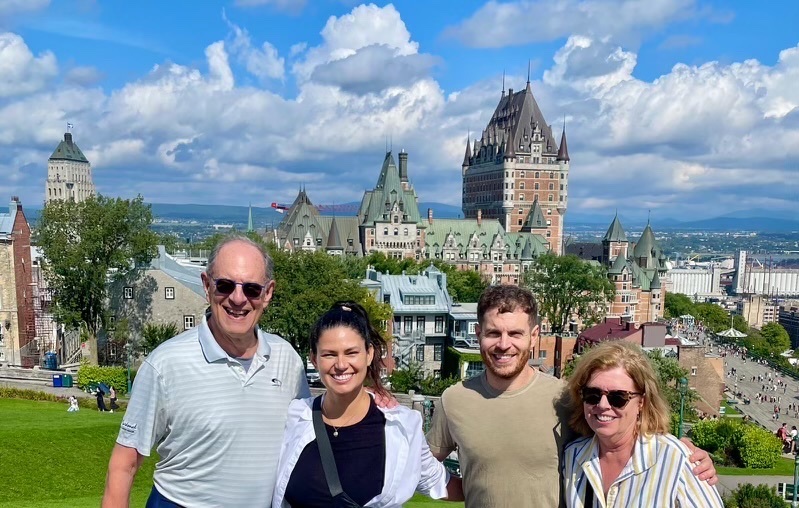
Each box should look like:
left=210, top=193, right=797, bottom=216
left=270, top=202, right=359, bottom=214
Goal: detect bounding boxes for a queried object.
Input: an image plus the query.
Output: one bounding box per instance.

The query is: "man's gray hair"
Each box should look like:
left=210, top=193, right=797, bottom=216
left=205, top=235, right=274, bottom=282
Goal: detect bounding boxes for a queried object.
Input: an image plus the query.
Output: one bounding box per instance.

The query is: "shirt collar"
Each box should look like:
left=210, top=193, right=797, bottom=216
left=581, top=433, right=659, bottom=476
left=198, top=314, right=272, bottom=363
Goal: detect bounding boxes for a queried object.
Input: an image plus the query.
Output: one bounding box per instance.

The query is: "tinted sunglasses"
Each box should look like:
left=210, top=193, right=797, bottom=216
left=212, top=278, right=266, bottom=299
left=581, top=387, right=643, bottom=409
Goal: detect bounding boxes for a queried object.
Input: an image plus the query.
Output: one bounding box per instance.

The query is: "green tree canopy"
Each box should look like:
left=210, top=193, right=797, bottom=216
left=36, top=195, right=158, bottom=341
left=760, top=322, right=791, bottom=353
left=523, top=253, right=615, bottom=334
left=693, top=302, right=731, bottom=333
left=664, top=292, right=695, bottom=319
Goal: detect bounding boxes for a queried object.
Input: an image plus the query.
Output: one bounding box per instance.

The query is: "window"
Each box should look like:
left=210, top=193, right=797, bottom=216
left=549, top=183, right=554, bottom=190
left=468, top=322, right=477, bottom=334
left=519, top=193, right=525, bottom=201
left=549, top=172, right=554, bottom=179
left=404, top=316, right=413, bottom=333
left=393, top=228, right=399, bottom=236
left=465, top=361, right=484, bottom=378
left=535, top=172, right=540, bottom=178
left=164, top=287, right=175, bottom=300
left=534, top=183, right=539, bottom=190
left=123, top=287, right=133, bottom=299
left=691, top=367, right=697, bottom=376
left=184, top=315, right=195, bottom=330
left=417, top=316, right=426, bottom=331
left=519, top=182, right=525, bottom=189
left=435, top=316, right=444, bottom=333
left=383, top=227, right=388, bottom=235
left=416, top=346, right=425, bottom=362
left=393, top=215, right=399, bottom=224
left=538, top=350, right=547, bottom=359
left=434, top=344, right=443, bottom=361
left=383, top=294, right=391, bottom=304
left=403, top=228, right=408, bottom=236
left=519, top=171, right=525, bottom=178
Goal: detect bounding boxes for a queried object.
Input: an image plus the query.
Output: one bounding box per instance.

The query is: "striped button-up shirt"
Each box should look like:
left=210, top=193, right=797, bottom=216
left=563, top=433, right=723, bottom=508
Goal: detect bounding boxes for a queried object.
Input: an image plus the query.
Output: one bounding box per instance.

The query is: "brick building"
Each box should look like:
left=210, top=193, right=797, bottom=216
left=0, top=198, right=36, bottom=366
left=461, top=80, right=570, bottom=254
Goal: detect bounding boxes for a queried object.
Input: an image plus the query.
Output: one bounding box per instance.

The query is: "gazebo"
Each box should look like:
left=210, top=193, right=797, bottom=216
left=716, top=327, right=747, bottom=340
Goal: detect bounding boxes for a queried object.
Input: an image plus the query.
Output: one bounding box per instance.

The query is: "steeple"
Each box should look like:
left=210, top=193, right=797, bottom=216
left=520, top=197, right=546, bottom=232
left=526, top=60, right=531, bottom=90
left=603, top=213, right=627, bottom=243
left=650, top=270, right=662, bottom=290
left=501, top=70, right=506, bottom=98
left=462, top=134, right=472, bottom=167
left=556, top=122, right=570, bottom=162
left=247, top=202, right=254, bottom=232
left=326, top=217, right=343, bottom=250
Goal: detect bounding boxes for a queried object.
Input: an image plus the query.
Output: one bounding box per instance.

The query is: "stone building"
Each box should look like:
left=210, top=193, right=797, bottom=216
left=106, top=246, right=208, bottom=356
left=461, top=80, right=570, bottom=254
left=678, top=342, right=724, bottom=418
left=274, top=151, right=550, bottom=283
left=0, top=198, right=36, bottom=366
left=735, top=294, right=779, bottom=329
left=779, top=302, right=799, bottom=349
left=45, top=131, right=96, bottom=204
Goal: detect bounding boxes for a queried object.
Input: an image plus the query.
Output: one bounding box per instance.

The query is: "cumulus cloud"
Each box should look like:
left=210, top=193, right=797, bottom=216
left=0, top=32, right=57, bottom=97
left=223, top=12, right=285, bottom=81
left=64, top=66, right=104, bottom=86
left=444, top=0, right=697, bottom=48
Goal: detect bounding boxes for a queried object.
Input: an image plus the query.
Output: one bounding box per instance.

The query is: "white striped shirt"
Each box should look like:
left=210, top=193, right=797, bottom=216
left=563, top=433, right=723, bottom=508
left=117, top=317, right=309, bottom=508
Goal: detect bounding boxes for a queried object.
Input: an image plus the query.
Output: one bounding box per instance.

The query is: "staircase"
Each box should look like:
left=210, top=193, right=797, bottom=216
left=394, top=329, right=425, bottom=370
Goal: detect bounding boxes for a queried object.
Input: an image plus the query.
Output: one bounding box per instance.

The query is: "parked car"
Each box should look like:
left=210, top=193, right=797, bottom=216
left=305, top=367, right=321, bottom=386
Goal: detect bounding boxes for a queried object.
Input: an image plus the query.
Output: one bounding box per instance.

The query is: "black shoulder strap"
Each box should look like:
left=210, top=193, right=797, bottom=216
left=312, top=396, right=344, bottom=498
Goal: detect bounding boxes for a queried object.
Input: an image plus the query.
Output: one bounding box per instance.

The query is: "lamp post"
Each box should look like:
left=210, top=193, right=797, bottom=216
left=678, top=377, right=689, bottom=438
left=793, top=452, right=799, bottom=507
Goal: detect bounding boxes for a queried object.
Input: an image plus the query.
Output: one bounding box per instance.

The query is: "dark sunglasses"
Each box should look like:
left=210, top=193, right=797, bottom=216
left=581, top=387, right=643, bottom=409
left=212, top=278, right=267, bottom=299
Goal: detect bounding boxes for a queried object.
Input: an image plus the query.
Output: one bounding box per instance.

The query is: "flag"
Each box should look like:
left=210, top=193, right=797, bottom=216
left=67, top=122, right=74, bottom=129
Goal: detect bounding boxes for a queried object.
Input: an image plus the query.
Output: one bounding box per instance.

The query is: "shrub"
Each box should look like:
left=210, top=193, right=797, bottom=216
left=690, top=419, right=741, bottom=453
left=388, top=363, right=423, bottom=394
left=722, top=483, right=786, bottom=508
left=737, top=425, right=782, bottom=469
left=0, top=387, right=126, bottom=410
left=76, top=360, right=128, bottom=395
left=419, top=376, right=459, bottom=397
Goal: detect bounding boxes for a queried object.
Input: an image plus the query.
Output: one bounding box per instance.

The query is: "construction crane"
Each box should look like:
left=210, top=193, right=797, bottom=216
left=270, top=202, right=359, bottom=214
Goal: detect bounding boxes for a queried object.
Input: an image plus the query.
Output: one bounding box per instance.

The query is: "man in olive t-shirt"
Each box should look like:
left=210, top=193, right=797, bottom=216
left=426, top=285, right=717, bottom=508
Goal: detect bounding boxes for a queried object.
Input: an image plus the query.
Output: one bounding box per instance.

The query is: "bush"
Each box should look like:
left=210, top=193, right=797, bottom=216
left=737, top=425, right=783, bottom=469
left=0, top=387, right=126, bottom=410
left=690, top=419, right=741, bottom=453
left=388, top=364, right=423, bottom=394
left=722, top=483, right=786, bottom=508
left=419, top=376, right=459, bottom=397
left=76, top=360, right=128, bottom=395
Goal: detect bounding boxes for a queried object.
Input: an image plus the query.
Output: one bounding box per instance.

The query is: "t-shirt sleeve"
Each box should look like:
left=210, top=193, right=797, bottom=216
left=116, top=360, right=168, bottom=456
left=425, top=395, right=456, bottom=457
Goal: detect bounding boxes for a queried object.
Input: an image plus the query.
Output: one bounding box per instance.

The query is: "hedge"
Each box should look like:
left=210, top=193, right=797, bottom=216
left=0, top=387, right=127, bottom=411
left=737, top=425, right=783, bottom=469
left=76, top=361, right=128, bottom=395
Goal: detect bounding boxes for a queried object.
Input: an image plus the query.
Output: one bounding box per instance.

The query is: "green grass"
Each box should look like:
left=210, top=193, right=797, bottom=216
left=721, top=400, right=743, bottom=415
left=716, top=456, right=796, bottom=476
left=0, top=397, right=462, bottom=507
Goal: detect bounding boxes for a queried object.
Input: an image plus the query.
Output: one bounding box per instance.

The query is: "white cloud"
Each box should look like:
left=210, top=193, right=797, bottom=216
left=64, top=65, right=104, bottom=86
left=0, top=32, right=57, bottom=97
left=444, top=0, right=697, bottom=48
left=0, top=0, right=49, bottom=17
left=234, top=0, right=306, bottom=14
left=224, top=12, right=285, bottom=81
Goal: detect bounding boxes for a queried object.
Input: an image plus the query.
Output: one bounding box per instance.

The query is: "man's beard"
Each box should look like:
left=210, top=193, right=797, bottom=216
left=482, top=347, right=531, bottom=379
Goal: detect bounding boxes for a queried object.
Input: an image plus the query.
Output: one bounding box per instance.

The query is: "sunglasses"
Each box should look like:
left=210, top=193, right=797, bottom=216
left=581, top=387, right=643, bottom=409
left=212, top=278, right=267, bottom=299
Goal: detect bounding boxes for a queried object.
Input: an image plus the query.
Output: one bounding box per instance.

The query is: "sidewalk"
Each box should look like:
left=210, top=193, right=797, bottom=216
left=718, top=475, right=794, bottom=496
left=0, top=378, right=90, bottom=398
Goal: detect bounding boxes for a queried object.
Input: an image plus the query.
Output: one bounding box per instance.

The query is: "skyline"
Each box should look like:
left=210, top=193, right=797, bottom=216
left=0, top=0, right=798, bottom=221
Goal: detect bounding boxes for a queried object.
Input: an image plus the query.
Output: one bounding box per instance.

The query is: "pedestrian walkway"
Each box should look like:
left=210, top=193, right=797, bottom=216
left=718, top=475, right=794, bottom=496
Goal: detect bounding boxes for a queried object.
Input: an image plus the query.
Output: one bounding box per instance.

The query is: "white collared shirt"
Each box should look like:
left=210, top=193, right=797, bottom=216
left=272, top=396, right=450, bottom=507
left=117, top=317, right=309, bottom=507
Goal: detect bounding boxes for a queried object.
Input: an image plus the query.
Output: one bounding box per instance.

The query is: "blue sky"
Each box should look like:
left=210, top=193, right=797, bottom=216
left=1, top=0, right=797, bottom=222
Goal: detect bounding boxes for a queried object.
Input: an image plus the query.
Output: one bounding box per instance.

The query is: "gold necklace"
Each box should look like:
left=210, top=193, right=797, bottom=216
left=322, top=394, right=363, bottom=437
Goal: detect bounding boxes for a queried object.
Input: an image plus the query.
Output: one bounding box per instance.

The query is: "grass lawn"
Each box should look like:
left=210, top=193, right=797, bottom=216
left=716, top=457, right=796, bottom=476
left=0, top=397, right=463, bottom=507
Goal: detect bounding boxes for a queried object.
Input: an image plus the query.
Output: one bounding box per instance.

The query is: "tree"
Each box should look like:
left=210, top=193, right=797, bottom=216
left=140, top=322, right=181, bottom=355
left=523, top=254, right=615, bottom=334
left=36, top=195, right=158, bottom=355
left=445, top=268, right=488, bottom=303
left=733, top=315, right=749, bottom=333
left=759, top=322, right=791, bottom=354
left=693, top=303, right=731, bottom=333
left=262, top=248, right=392, bottom=353
left=664, top=293, right=694, bottom=319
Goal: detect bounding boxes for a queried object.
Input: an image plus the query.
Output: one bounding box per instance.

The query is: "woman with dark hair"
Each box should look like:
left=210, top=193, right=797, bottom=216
left=272, top=301, right=460, bottom=507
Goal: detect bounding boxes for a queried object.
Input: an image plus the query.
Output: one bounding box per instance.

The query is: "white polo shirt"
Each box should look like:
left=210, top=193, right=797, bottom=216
left=117, top=317, right=309, bottom=508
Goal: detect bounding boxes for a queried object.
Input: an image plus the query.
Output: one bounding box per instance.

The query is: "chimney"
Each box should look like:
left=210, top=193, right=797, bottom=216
left=10, top=196, right=20, bottom=214
left=477, top=209, right=482, bottom=226
left=64, top=133, right=73, bottom=145
left=398, top=150, right=408, bottom=181
left=508, top=88, right=513, bottom=96
left=427, top=208, right=433, bottom=225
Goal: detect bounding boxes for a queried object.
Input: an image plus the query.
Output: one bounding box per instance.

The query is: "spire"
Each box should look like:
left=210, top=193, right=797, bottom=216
left=608, top=250, right=628, bottom=274
left=557, top=119, right=570, bottom=162
left=501, top=70, right=506, bottom=97
left=520, top=197, right=546, bottom=232
left=247, top=202, right=254, bottom=232
left=504, top=132, right=515, bottom=158
left=462, top=133, right=472, bottom=166
left=650, top=270, right=662, bottom=290
left=526, top=60, right=531, bottom=89
left=603, top=213, right=627, bottom=243
left=326, top=217, right=343, bottom=250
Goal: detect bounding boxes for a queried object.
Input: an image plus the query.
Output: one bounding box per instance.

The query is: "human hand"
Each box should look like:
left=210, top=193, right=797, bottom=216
left=369, top=389, right=399, bottom=409
left=680, top=437, right=718, bottom=486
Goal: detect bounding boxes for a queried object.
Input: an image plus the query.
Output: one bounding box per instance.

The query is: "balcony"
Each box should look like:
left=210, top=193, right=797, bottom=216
left=451, top=331, right=479, bottom=349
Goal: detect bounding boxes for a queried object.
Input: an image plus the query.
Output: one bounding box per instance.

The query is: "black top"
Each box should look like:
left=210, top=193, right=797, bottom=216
left=285, top=397, right=387, bottom=507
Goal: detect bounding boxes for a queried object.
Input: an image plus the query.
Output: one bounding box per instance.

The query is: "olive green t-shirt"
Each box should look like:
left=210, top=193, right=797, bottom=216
left=426, top=370, right=572, bottom=508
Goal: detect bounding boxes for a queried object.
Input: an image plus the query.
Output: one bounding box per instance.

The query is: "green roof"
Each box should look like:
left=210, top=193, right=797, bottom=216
left=521, top=198, right=546, bottom=230
left=49, top=133, right=89, bottom=163
left=607, top=253, right=628, bottom=275
left=603, top=214, right=627, bottom=243
left=358, top=152, right=423, bottom=226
